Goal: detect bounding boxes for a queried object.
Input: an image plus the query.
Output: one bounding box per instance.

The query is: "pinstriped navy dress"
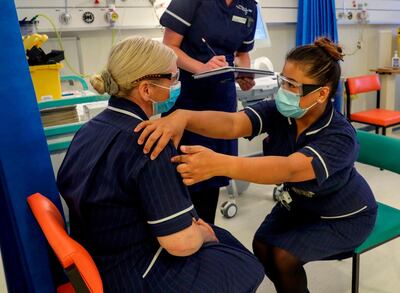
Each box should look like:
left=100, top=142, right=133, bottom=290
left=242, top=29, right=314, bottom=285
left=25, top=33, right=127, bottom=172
left=160, top=0, right=258, bottom=191
left=243, top=100, right=377, bottom=262
left=57, top=97, right=264, bottom=292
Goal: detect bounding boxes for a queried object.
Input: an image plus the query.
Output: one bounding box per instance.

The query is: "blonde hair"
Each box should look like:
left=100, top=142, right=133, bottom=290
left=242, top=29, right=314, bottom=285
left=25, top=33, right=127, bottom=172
left=90, top=36, right=177, bottom=96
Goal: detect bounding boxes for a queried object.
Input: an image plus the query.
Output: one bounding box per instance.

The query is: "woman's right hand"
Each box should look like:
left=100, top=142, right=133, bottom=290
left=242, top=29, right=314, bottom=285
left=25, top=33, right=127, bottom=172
left=196, top=218, right=218, bottom=243
left=134, top=110, right=189, bottom=160
left=200, top=55, right=228, bottom=72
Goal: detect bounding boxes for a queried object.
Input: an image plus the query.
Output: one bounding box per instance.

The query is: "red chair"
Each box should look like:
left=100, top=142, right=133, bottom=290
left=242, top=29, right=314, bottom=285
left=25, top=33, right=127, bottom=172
left=345, top=74, right=400, bottom=135
left=27, top=193, right=103, bottom=293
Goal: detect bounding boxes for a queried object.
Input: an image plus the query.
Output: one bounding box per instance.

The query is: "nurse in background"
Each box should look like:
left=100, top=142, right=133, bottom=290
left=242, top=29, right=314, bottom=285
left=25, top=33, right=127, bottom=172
left=156, top=0, right=258, bottom=223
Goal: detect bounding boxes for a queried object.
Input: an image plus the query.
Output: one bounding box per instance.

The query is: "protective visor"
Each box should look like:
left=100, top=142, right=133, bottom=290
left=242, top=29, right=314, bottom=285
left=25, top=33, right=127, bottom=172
left=133, top=69, right=180, bottom=85
left=277, top=74, right=322, bottom=97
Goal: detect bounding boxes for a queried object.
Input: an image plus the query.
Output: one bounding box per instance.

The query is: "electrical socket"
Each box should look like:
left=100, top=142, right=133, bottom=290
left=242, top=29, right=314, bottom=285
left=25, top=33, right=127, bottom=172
left=347, top=11, right=353, bottom=20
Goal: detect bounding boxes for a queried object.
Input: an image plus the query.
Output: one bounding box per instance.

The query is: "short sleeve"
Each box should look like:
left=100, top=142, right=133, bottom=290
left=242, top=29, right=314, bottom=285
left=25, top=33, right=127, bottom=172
left=298, top=131, right=359, bottom=186
left=160, top=0, right=201, bottom=36
left=242, top=100, right=279, bottom=140
left=137, top=143, right=197, bottom=237
left=237, top=4, right=258, bottom=52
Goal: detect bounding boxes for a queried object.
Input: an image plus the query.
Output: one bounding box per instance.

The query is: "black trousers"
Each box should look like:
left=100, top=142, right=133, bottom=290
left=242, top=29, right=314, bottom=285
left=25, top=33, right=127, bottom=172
left=190, top=187, right=220, bottom=224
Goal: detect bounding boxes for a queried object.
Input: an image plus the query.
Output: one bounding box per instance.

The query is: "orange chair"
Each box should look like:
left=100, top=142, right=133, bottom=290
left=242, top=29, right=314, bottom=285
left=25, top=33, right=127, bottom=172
left=345, top=74, right=400, bottom=135
left=27, top=193, right=103, bottom=293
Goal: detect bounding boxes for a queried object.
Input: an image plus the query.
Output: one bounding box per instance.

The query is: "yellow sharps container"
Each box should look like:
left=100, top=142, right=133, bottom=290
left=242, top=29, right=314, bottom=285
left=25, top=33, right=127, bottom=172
left=29, top=63, right=64, bottom=102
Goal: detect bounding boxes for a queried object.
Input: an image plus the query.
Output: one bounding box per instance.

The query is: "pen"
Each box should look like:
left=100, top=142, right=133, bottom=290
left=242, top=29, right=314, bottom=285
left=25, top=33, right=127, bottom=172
left=201, top=37, right=217, bottom=56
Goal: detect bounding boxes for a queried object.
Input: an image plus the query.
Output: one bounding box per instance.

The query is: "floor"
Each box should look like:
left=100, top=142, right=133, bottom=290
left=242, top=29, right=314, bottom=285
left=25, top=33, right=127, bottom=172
left=0, top=255, right=4, bottom=293
left=215, top=162, right=400, bottom=293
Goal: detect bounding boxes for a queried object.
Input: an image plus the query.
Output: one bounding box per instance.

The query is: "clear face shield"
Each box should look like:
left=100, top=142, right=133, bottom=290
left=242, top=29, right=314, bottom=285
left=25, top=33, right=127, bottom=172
left=167, top=69, right=180, bottom=86
left=275, top=74, right=325, bottom=119
left=277, top=74, right=322, bottom=97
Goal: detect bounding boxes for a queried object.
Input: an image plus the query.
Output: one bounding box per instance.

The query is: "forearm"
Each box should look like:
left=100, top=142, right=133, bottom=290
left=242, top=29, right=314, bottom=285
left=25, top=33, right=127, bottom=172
left=179, top=109, right=250, bottom=139
left=214, top=154, right=315, bottom=184
left=167, top=45, right=205, bottom=74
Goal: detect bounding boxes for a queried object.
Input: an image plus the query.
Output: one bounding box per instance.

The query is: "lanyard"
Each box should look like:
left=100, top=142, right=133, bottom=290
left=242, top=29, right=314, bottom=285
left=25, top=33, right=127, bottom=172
left=107, top=106, right=144, bottom=121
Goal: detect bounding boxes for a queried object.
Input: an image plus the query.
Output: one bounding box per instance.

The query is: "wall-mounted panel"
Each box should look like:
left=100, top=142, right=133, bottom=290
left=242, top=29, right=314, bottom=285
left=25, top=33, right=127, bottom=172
left=15, top=0, right=152, bottom=8
left=14, top=0, right=400, bottom=32
left=16, top=7, right=159, bottom=32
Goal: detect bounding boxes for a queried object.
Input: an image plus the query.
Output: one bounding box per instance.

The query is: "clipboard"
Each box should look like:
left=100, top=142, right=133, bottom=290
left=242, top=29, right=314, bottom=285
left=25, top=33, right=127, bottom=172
left=193, top=66, right=274, bottom=80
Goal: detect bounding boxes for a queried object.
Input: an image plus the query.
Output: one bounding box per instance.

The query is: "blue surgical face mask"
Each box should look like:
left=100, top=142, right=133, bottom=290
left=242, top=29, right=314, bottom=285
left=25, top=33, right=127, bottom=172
left=275, top=88, right=318, bottom=119
left=151, top=81, right=181, bottom=115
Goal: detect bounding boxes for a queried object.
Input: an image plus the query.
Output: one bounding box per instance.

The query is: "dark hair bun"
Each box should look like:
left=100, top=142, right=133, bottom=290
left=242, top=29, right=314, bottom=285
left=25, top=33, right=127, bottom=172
left=314, top=37, right=344, bottom=62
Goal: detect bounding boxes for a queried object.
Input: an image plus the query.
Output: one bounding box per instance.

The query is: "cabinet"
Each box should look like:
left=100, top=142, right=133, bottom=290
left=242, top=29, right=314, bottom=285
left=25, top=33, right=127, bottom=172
left=39, top=75, right=109, bottom=153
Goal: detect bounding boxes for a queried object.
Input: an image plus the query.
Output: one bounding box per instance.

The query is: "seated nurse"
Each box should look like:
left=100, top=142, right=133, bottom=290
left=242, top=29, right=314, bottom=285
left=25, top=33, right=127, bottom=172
left=57, top=36, right=264, bottom=293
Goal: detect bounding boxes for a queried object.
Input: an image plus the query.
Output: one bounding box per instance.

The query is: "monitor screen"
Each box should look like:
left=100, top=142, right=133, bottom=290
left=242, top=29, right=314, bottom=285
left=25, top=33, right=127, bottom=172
left=254, top=4, right=271, bottom=47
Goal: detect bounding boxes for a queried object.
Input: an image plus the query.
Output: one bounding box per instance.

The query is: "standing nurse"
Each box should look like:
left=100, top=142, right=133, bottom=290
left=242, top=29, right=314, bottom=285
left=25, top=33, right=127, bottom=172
left=157, top=0, right=258, bottom=223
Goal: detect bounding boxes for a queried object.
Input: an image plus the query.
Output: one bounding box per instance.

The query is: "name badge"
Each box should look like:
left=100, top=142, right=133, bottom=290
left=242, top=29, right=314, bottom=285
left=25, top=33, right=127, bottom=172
left=232, top=15, right=247, bottom=24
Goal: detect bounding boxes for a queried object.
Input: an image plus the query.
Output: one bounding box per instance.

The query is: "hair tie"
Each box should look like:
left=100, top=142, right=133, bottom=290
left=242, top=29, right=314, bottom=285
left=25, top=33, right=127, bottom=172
left=101, top=70, right=119, bottom=96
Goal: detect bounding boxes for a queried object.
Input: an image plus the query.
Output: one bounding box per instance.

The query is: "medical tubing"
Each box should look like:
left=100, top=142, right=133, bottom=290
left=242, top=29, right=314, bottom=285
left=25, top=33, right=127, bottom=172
left=35, top=13, right=89, bottom=78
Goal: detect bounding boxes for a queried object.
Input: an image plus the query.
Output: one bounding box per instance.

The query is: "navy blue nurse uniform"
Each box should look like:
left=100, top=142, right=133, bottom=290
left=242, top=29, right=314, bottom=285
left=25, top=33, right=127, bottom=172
left=243, top=100, right=377, bottom=262
left=160, top=0, right=258, bottom=192
left=57, top=97, right=264, bottom=292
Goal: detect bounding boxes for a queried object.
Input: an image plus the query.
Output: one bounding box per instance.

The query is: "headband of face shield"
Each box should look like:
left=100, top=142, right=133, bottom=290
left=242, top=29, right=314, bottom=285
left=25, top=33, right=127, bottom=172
left=275, top=75, right=323, bottom=119
left=134, top=70, right=180, bottom=84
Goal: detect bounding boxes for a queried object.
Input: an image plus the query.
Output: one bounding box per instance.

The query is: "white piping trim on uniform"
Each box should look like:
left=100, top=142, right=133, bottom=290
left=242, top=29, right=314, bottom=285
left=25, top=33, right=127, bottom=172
left=320, top=206, right=368, bottom=219
left=287, top=117, right=292, bottom=125
left=245, top=107, right=263, bottom=136
left=165, top=9, right=191, bottom=27
left=142, top=246, right=163, bottom=278
left=304, top=146, right=329, bottom=179
left=107, top=106, right=144, bottom=121
left=306, top=109, right=334, bottom=136
left=243, top=39, right=255, bottom=44
left=147, top=205, right=194, bottom=225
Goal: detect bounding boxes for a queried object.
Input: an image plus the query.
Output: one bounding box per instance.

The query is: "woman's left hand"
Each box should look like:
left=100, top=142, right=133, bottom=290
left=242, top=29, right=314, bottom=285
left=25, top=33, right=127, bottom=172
left=171, top=145, right=223, bottom=186
left=236, top=77, right=255, bottom=91
left=134, top=110, right=188, bottom=160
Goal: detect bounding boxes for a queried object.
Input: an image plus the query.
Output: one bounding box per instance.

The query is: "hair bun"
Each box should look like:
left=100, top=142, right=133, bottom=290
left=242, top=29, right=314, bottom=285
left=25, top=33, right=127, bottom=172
left=101, top=70, right=119, bottom=96
left=90, top=70, right=119, bottom=96
left=314, top=37, right=344, bottom=62
left=90, top=74, right=106, bottom=94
